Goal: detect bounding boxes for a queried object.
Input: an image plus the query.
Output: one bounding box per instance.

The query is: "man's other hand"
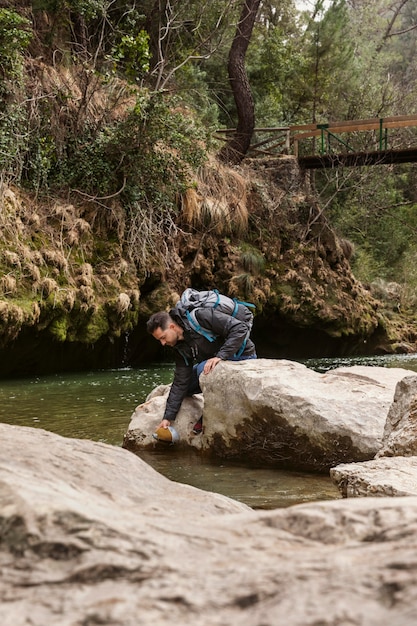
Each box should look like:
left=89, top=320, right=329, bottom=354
left=203, top=357, right=221, bottom=375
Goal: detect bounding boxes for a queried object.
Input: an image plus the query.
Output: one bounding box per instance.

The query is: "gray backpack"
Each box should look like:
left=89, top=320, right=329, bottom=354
left=176, top=288, right=254, bottom=355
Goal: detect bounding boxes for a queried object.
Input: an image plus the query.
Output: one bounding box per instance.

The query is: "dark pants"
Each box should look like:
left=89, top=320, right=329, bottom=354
left=186, top=354, right=257, bottom=396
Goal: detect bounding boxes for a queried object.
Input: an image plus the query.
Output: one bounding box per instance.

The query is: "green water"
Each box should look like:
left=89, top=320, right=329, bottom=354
left=303, top=352, right=417, bottom=373
left=0, top=365, right=174, bottom=445
left=2, top=354, right=417, bottom=509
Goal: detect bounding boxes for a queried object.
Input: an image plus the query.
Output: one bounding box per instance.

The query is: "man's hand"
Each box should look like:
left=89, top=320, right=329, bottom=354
left=157, top=419, right=171, bottom=429
left=203, top=357, right=222, bottom=375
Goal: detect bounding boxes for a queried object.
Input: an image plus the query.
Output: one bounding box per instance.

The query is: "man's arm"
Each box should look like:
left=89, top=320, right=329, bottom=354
left=157, top=418, right=172, bottom=429
left=160, top=361, right=193, bottom=424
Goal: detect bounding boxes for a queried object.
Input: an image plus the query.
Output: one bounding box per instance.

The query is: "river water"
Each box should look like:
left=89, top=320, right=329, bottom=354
left=2, top=354, right=417, bottom=509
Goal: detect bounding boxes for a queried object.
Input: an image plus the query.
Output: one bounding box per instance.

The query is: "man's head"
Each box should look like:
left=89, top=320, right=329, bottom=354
left=147, top=311, right=184, bottom=347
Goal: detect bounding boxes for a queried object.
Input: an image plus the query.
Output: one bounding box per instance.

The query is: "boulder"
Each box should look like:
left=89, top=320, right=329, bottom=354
left=330, top=376, right=417, bottom=500
left=331, top=456, right=417, bottom=497
left=123, top=384, right=204, bottom=450
left=376, top=375, right=417, bottom=457
left=124, top=359, right=413, bottom=471
left=3, top=423, right=417, bottom=626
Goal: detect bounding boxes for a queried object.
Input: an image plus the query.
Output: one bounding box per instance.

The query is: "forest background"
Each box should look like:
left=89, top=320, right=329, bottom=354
left=1, top=0, right=417, bottom=374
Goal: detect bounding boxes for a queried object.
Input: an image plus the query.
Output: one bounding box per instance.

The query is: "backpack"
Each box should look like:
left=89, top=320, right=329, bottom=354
left=176, top=288, right=255, bottom=356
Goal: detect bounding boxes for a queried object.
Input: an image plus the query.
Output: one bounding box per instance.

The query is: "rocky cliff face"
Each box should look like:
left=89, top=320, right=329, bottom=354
left=0, top=154, right=415, bottom=376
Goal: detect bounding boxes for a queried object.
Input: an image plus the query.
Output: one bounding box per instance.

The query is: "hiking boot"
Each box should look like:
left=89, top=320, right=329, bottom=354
left=192, top=416, right=203, bottom=435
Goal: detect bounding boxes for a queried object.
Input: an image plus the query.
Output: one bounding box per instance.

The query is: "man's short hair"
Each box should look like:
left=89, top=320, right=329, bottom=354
left=146, top=311, right=172, bottom=334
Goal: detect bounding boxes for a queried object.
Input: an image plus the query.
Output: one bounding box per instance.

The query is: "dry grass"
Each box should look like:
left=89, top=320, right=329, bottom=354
left=181, top=158, right=249, bottom=235
left=3, top=251, right=21, bottom=268
left=42, top=249, right=68, bottom=270
left=0, top=275, right=17, bottom=296
left=30, top=61, right=136, bottom=144
left=61, top=289, right=77, bottom=312
left=115, top=292, right=131, bottom=314
left=128, top=289, right=140, bottom=305
left=0, top=301, right=25, bottom=341
left=78, top=285, right=96, bottom=306
left=39, top=277, right=58, bottom=298
left=66, top=218, right=92, bottom=246
left=31, top=301, right=41, bottom=323
left=75, top=263, right=94, bottom=288
left=26, top=263, right=41, bottom=282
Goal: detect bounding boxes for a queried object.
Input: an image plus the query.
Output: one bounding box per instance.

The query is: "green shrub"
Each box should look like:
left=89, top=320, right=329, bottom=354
left=0, top=9, right=32, bottom=177
left=0, top=9, right=32, bottom=81
left=111, top=31, right=150, bottom=83
left=32, top=0, right=103, bottom=20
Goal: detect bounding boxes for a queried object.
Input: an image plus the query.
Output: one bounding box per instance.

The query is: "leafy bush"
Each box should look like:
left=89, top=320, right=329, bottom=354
left=52, top=90, right=208, bottom=199
left=0, top=9, right=32, bottom=81
left=0, top=9, right=32, bottom=177
left=111, top=31, right=150, bottom=83
left=24, top=89, right=209, bottom=269
left=32, top=0, right=103, bottom=21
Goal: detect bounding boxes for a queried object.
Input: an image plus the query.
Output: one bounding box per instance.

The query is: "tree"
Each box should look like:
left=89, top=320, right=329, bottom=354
left=311, top=0, right=417, bottom=291
left=245, top=0, right=358, bottom=127
left=378, top=0, right=417, bottom=49
left=297, top=0, right=356, bottom=123
left=143, top=0, right=238, bottom=91
left=218, top=0, right=261, bottom=165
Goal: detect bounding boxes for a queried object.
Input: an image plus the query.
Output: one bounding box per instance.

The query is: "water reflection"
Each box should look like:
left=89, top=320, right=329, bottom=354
left=139, top=448, right=340, bottom=509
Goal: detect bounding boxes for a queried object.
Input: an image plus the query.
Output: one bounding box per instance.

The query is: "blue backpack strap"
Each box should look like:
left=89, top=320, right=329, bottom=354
left=234, top=298, right=256, bottom=309
left=185, top=310, right=217, bottom=342
left=234, top=336, right=248, bottom=358
left=212, top=290, right=221, bottom=309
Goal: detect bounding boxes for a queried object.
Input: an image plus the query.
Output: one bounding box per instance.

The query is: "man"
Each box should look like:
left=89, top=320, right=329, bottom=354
left=146, top=300, right=257, bottom=434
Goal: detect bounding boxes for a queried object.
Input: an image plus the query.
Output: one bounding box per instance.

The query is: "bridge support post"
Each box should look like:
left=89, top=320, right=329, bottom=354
left=317, top=124, right=329, bottom=155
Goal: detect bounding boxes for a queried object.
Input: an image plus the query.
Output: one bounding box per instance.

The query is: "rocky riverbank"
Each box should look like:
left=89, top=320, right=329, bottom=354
left=2, top=421, right=417, bottom=626
left=331, top=372, right=417, bottom=498
left=124, top=358, right=417, bottom=503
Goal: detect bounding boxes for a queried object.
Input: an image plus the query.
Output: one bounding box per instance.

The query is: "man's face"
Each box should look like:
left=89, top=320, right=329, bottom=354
left=152, top=324, right=182, bottom=347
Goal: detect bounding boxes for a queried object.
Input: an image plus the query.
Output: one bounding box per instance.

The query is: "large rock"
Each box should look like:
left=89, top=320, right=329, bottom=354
left=331, top=456, right=417, bottom=497
left=376, top=375, right=417, bottom=457
left=124, top=359, right=413, bottom=471
left=3, top=422, right=417, bottom=626
left=330, top=376, right=417, bottom=500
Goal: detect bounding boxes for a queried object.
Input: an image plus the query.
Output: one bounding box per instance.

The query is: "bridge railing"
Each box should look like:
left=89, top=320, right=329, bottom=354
left=214, top=127, right=291, bottom=157
left=291, top=115, right=417, bottom=157
left=215, top=115, right=417, bottom=159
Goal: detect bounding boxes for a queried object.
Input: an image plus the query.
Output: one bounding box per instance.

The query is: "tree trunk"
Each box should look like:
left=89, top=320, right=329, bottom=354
left=219, top=0, right=261, bottom=165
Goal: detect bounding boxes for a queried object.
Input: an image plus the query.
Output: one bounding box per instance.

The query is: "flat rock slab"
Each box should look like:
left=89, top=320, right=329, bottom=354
left=3, top=423, right=417, bottom=625
left=331, top=456, right=417, bottom=497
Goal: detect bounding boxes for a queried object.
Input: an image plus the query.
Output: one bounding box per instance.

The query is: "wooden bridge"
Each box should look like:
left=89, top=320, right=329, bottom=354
left=216, top=115, right=417, bottom=169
